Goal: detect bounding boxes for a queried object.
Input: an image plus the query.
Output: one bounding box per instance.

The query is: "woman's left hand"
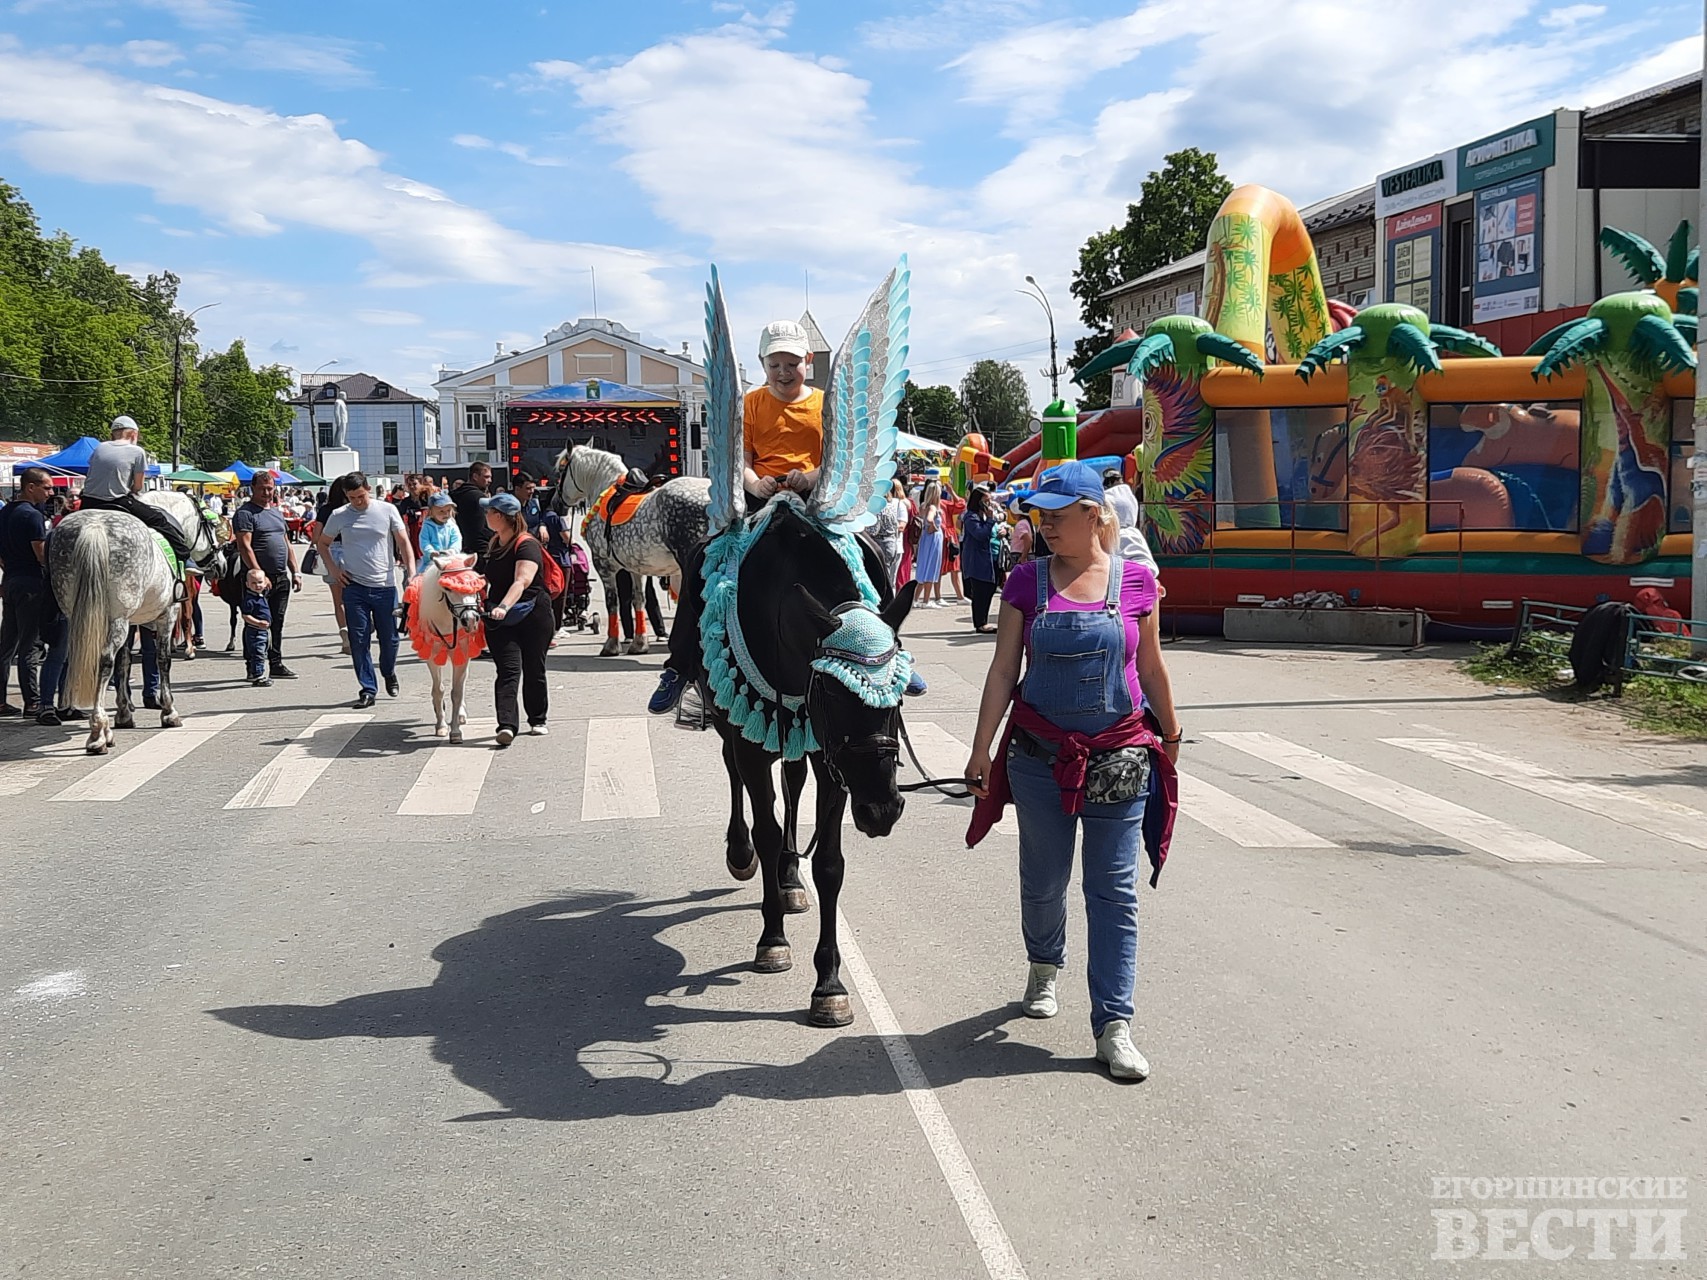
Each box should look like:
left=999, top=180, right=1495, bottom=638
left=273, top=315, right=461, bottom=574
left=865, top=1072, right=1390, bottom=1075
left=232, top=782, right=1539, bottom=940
left=1160, top=737, right=1180, bottom=765
left=489, top=604, right=508, bottom=620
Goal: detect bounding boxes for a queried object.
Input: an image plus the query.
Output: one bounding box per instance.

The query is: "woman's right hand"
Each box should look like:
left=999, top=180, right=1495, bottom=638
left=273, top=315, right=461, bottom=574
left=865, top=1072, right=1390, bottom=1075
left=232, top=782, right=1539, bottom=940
left=964, top=747, right=992, bottom=799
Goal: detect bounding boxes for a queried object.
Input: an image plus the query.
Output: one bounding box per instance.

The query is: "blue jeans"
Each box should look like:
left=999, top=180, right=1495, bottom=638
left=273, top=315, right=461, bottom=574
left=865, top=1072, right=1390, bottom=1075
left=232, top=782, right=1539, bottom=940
left=343, top=582, right=398, bottom=695
left=244, top=625, right=269, bottom=679
left=1008, top=746, right=1145, bottom=1035
left=39, top=611, right=68, bottom=710
left=112, top=628, right=159, bottom=701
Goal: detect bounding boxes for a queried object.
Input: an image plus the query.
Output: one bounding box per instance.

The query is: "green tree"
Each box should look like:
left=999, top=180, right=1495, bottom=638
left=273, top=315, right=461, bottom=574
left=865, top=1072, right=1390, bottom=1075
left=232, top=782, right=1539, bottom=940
left=959, top=359, right=1033, bottom=454
left=1068, top=147, right=1233, bottom=409
left=192, top=339, right=293, bottom=468
left=897, top=380, right=965, bottom=445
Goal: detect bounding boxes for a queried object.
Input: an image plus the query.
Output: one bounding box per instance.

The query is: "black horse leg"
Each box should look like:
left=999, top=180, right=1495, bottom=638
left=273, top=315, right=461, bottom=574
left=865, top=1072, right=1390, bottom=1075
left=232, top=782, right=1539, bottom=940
left=734, top=739, right=790, bottom=973
left=720, top=727, right=756, bottom=881
left=152, top=617, right=180, bottom=727
left=806, top=751, right=852, bottom=1027
left=112, top=629, right=136, bottom=730
left=778, top=756, right=810, bottom=915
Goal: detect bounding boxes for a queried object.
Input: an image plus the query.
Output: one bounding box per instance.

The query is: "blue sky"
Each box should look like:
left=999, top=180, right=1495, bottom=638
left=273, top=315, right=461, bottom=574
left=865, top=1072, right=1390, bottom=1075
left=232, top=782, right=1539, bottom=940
left=0, top=0, right=1699, bottom=407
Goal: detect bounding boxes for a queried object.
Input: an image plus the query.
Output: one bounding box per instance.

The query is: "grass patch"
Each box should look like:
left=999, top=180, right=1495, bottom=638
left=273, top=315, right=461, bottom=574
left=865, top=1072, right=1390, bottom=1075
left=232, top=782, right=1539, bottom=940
left=1462, top=640, right=1707, bottom=739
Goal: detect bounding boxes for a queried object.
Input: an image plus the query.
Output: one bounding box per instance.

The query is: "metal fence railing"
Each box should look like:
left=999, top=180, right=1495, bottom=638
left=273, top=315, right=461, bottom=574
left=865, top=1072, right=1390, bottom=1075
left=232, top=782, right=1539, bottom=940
left=1508, top=599, right=1707, bottom=692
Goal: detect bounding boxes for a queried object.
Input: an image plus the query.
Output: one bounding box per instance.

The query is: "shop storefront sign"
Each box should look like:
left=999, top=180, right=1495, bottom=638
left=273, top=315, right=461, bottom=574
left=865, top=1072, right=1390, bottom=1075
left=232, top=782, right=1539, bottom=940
left=1376, top=151, right=1457, bottom=218
left=1472, top=173, right=1544, bottom=322
left=1458, top=114, right=1556, bottom=191
left=1385, top=202, right=1443, bottom=318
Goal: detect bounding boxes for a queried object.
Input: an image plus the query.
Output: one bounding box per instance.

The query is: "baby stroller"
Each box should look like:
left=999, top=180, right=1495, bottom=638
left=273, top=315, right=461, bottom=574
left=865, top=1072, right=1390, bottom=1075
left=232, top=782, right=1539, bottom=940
left=564, top=541, right=597, bottom=632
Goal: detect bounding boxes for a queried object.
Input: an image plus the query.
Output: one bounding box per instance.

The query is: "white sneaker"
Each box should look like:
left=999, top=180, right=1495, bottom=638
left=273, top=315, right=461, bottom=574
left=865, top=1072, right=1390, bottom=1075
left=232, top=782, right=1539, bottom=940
left=1020, top=962, right=1058, bottom=1018
left=528, top=724, right=549, bottom=736
left=1094, top=1019, right=1150, bottom=1080
left=495, top=727, right=515, bottom=747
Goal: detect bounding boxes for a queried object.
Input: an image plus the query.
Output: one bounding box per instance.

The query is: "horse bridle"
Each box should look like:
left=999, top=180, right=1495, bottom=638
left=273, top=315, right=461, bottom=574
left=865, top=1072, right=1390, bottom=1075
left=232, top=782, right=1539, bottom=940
left=806, top=664, right=901, bottom=790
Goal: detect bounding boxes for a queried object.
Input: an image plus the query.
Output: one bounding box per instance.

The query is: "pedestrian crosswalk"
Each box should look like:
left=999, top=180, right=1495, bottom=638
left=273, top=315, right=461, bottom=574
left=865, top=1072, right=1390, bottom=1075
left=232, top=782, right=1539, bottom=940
left=7, top=712, right=1704, bottom=866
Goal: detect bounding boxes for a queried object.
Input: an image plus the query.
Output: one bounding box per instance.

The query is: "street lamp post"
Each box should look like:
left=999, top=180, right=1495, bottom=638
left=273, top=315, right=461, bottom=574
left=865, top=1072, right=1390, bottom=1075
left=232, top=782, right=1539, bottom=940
left=169, top=301, right=221, bottom=469
left=1019, top=275, right=1063, bottom=401
left=306, top=360, right=339, bottom=480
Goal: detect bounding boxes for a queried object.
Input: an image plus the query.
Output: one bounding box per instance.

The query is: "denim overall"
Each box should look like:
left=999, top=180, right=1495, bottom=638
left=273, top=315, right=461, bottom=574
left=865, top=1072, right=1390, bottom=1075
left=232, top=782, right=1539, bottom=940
left=1009, top=555, right=1146, bottom=1034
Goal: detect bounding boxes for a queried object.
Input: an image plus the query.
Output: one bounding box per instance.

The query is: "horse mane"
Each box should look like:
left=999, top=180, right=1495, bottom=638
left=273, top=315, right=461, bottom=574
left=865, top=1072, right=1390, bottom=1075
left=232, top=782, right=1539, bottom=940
left=736, top=503, right=879, bottom=700
left=559, top=443, right=627, bottom=504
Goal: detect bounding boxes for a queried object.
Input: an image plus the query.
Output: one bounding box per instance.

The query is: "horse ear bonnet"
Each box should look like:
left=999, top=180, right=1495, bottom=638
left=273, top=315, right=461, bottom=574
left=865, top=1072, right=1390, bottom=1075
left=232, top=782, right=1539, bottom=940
left=810, top=604, right=913, bottom=709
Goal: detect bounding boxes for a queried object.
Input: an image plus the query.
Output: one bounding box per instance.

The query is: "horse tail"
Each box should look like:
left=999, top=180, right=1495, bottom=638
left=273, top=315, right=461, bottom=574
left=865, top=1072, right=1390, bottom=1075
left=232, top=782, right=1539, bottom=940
left=65, top=518, right=113, bottom=709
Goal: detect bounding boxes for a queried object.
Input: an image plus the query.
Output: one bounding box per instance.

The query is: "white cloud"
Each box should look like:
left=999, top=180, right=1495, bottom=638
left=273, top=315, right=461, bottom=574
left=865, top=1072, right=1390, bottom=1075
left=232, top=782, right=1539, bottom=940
left=0, top=46, right=679, bottom=322
left=79, top=38, right=184, bottom=67
left=857, top=0, right=1042, bottom=53
left=139, top=0, right=247, bottom=29
left=354, top=309, right=424, bottom=327
left=452, top=133, right=493, bottom=149
left=1541, top=4, right=1607, bottom=28
left=1573, top=31, right=1703, bottom=107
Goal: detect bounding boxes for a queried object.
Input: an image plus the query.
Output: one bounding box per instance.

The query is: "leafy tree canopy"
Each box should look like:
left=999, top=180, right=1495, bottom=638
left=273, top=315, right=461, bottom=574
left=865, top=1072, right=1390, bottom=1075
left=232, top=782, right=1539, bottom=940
left=897, top=380, right=965, bottom=446
left=0, top=178, right=286, bottom=463
left=959, top=359, right=1034, bottom=454
left=1067, top=148, right=1232, bottom=409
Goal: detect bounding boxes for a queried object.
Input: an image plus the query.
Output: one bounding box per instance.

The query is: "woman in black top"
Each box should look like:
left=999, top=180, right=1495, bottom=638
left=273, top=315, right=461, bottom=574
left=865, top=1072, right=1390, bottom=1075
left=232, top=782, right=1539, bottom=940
left=482, top=491, right=552, bottom=745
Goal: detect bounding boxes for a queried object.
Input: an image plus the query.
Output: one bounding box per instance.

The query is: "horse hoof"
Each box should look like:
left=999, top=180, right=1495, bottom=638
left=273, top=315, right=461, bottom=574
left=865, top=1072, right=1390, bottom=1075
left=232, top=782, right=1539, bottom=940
left=627, top=638, right=648, bottom=656
left=754, top=945, right=792, bottom=973
left=726, top=847, right=758, bottom=881
left=160, top=715, right=181, bottom=729
left=449, top=730, right=464, bottom=744
left=85, top=743, right=107, bottom=756
left=808, top=995, right=853, bottom=1027
left=181, top=647, right=197, bottom=661
left=434, top=725, right=449, bottom=739
left=599, top=639, right=620, bottom=657
left=114, top=714, right=135, bottom=730
left=780, top=887, right=810, bottom=915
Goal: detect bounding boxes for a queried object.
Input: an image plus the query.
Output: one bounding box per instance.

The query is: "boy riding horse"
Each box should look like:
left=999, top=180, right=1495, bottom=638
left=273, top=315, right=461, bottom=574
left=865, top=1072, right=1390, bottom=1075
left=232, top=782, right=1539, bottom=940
left=648, top=320, right=823, bottom=715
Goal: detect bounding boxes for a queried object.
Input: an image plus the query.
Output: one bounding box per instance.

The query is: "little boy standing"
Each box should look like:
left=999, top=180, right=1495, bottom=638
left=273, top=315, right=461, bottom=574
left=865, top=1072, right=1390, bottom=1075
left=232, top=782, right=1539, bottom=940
left=241, top=568, right=273, bottom=687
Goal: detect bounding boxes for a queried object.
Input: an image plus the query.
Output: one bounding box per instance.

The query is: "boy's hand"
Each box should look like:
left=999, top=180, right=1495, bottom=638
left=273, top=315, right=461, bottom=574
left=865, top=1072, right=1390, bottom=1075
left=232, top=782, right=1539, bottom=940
left=751, top=475, right=780, bottom=499
left=785, top=468, right=819, bottom=494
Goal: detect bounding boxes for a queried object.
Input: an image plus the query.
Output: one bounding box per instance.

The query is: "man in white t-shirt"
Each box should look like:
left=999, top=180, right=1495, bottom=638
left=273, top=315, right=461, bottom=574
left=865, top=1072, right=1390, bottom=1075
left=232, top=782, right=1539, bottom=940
left=313, top=471, right=414, bottom=708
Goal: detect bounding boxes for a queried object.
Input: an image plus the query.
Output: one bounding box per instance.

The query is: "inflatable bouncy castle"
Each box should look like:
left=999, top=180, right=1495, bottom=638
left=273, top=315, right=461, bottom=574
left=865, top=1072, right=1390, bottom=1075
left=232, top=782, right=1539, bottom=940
left=1006, top=189, right=1696, bottom=628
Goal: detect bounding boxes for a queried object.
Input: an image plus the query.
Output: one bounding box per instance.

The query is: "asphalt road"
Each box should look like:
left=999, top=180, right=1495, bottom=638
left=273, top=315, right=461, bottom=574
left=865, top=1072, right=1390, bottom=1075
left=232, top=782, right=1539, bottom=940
left=3, top=580, right=1704, bottom=1278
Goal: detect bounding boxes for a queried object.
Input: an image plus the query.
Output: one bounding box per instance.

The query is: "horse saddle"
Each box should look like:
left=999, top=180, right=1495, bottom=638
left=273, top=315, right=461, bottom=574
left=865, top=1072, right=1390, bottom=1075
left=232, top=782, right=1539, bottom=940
left=593, top=472, right=652, bottom=541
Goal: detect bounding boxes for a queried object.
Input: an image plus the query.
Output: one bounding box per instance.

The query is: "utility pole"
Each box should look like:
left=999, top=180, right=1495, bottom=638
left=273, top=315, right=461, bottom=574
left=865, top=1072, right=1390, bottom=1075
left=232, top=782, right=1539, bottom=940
left=169, top=327, right=184, bottom=470
left=1695, top=8, right=1706, bottom=649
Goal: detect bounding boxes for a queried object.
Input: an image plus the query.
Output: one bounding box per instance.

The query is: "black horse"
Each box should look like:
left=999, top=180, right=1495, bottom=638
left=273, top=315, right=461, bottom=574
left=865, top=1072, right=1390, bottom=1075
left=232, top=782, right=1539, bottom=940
left=704, top=502, right=916, bottom=1027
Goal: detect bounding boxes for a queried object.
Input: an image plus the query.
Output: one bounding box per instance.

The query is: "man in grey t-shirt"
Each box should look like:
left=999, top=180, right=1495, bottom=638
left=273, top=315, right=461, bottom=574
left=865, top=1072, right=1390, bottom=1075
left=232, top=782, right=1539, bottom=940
left=314, top=471, right=415, bottom=707
left=78, top=415, right=196, bottom=564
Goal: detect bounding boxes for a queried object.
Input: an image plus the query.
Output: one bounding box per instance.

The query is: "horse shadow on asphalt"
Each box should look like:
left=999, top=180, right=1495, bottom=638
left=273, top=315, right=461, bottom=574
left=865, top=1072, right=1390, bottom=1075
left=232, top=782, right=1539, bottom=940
left=210, top=888, right=1086, bottom=1123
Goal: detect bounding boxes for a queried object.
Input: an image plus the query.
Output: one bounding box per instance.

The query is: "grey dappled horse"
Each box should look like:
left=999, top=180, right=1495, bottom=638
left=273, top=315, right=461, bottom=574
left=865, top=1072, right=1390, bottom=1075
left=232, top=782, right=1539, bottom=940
left=49, top=490, right=217, bottom=754
left=550, top=443, right=708, bottom=655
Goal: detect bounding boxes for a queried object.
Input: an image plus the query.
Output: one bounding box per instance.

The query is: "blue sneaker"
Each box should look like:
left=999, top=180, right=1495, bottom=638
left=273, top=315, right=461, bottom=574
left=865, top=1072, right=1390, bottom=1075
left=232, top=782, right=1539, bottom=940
left=904, top=670, right=927, bottom=698
left=648, top=668, right=688, bottom=715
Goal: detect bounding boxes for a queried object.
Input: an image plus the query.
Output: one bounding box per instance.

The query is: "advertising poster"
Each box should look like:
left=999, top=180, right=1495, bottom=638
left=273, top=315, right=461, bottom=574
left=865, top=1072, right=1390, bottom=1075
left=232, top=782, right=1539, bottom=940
left=1385, top=202, right=1443, bottom=318
left=1472, top=173, right=1543, bottom=323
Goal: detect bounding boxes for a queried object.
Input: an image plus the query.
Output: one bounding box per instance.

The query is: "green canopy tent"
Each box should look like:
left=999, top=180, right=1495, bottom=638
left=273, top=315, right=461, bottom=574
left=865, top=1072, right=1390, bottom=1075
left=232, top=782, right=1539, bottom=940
left=163, top=467, right=225, bottom=486
left=287, top=465, right=327, bottom=484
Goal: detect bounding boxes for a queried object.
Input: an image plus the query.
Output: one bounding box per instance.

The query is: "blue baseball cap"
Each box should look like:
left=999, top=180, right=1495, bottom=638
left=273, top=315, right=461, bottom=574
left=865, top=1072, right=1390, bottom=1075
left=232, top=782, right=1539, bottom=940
left=1020, top=460, right=1105, bottom=511
left=428, top=491, right=453, bottom=508
left=481, top=492, right=522, bottom=516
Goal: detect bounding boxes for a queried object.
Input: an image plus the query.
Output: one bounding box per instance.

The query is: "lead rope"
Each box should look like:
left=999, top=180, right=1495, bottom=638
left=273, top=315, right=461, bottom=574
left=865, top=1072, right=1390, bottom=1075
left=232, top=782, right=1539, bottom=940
left=896, top=716, right=973, bottom=798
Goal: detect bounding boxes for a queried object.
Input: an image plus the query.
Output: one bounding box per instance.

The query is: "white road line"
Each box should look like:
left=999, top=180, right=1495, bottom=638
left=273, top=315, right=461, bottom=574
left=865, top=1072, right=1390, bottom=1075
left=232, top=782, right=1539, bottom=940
left=797, top=766, right=855, bottom=828
left=1175, top=772, right=1337, bottom=848
left=1207, top=732, right=1601, bottom=865
left=52, top=714, right=242, bottom=803
left=11, top=969, right=87, bottom=1005
left=1384, top=739, right=1707, bottom=852
left=582, top=717, right=659, bottom=821
left=837, top=907, right=1029, bottom=1280
left=397, top=743, right=497, bottom=815
left=904, top=719, right=1015, bottom=835
left=224, top=713, right=370, bottom=810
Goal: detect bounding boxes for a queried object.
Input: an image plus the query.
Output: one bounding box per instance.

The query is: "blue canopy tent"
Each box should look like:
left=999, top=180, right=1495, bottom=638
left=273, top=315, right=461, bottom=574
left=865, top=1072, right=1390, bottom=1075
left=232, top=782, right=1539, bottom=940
left=12, top=436, right=161, bottom=476
left=222, top=460, right=258, bottom=482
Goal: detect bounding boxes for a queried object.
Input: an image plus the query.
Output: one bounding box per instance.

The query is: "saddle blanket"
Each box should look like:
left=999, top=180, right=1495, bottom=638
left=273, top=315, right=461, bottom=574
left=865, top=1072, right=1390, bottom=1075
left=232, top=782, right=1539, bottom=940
left=591, top=482, right=649, bottom=530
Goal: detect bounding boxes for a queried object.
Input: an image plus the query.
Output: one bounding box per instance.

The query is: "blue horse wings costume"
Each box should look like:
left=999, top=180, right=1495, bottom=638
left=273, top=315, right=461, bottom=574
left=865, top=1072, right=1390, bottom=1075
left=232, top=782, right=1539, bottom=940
left=698, top=259, right=914, bottom=759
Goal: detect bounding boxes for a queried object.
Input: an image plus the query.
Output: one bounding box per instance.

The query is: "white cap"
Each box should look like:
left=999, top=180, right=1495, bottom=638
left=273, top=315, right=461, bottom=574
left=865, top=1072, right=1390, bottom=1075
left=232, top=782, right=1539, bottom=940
left=110, top=414, right=139, bottom=436
left=758, top=320, right=811, bottom=359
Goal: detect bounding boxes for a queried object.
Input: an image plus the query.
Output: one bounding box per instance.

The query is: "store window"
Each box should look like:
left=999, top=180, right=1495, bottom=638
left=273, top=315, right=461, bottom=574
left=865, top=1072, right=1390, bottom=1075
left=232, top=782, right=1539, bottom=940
left=1427, top=401, right=1579, bottom=531
left=1213, top=406, right=1348, bottom=531
left=382, top=421, right=399, bottom=471
left=1670, top=399, right=1696, bottom=534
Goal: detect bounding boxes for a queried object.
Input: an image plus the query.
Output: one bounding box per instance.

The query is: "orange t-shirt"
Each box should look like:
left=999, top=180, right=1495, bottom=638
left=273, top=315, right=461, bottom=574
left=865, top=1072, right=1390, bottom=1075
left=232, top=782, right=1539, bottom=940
left=744, top=386, right=823, bottom=478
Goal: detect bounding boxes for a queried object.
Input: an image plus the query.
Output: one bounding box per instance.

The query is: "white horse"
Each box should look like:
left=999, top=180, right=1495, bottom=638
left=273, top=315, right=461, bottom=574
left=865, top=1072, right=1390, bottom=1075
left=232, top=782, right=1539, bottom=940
left=49, top=490, right=219, bottom=754
left=403, top=553, right=485, bottom=743
left=550, top=443, right=709, bottom=656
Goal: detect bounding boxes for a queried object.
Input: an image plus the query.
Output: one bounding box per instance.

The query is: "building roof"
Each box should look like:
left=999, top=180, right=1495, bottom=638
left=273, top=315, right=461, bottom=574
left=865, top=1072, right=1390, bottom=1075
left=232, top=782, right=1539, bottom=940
left=289, top=372, right=431, bottom=407
left=798, top=310, right=831, bottom=353
left=436, top=317, right=704, bottom=390
left=1101, top=184, right=1376, bottom=299
left=1585, top=71, right=1700, bottom=119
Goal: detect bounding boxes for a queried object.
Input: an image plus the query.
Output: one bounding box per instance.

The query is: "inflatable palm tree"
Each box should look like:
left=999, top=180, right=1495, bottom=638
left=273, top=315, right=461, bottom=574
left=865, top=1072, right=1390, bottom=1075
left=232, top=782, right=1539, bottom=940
left=1296, top=303, right=1500, bottom=557
left=1076, top=315, right=1264, bottom=553
left=1599, top=221, right=1698, bottom=313
left=1530, top=291, right=1696, bottom=565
